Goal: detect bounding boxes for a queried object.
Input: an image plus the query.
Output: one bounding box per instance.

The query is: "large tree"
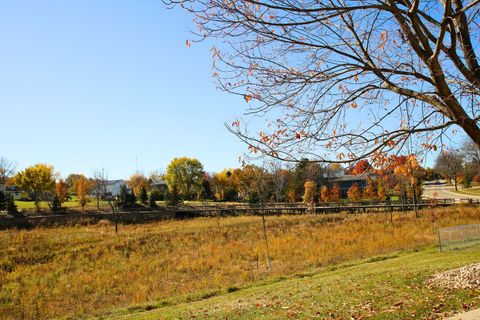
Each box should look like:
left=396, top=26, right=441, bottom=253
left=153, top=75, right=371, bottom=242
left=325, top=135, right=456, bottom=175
left=435, top=150, right=464, bottom=190
left=170, top=0, right=480, bottom=163
left=14, top=164, right=56, bottom=211
left=165, top=157, right=204, bottom=199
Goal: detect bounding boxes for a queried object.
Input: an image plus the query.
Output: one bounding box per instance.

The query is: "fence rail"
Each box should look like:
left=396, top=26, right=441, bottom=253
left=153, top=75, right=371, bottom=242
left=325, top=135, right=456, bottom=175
left=1, top=198, right=478, bottom=229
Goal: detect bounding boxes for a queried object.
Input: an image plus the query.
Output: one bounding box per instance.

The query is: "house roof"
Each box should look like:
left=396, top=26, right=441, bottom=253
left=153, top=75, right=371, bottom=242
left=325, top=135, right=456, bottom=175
left=330, top=171, right=376, bottom=182
left=106, top=180, right=125, bottom=185
left=152, top=179, right=167, bottom=186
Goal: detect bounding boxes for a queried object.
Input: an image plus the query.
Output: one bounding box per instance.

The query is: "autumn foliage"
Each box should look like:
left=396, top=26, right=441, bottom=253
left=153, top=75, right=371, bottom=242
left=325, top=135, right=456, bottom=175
left=347, top=183, right=361, bottom=202
left=303, top=180, right=316, bottom=203
left=351, top=160, right=371, bottom=175
left=319, top=186, right=329, bottom=203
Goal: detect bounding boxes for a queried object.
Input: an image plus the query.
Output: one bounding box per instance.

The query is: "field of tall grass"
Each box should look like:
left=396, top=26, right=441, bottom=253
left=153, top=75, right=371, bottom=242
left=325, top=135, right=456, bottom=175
left=0, top=206, right=479, bottom=319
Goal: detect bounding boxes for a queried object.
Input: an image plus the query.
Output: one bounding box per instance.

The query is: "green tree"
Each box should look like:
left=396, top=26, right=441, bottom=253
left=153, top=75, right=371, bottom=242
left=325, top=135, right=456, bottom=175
left=165, top=157, right=204, bottom=200
left=166, top=183, right=181, bottom=206
left=118, top=184, right=136, bottom=208
left=0, top=191, right=6, bottom=211
left=148, top=191, right=158, bottom=208
left=6, top=196, right=19, bottom=216
left=14, top=164, right=56, bottom=211
left=139, top=186, right=148, bottom=204
left=50, top=196, right=62, bottom=212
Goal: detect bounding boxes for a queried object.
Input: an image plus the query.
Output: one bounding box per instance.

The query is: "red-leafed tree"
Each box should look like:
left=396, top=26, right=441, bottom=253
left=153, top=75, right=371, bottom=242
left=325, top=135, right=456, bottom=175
left=351, top=160, right=372, bottom=175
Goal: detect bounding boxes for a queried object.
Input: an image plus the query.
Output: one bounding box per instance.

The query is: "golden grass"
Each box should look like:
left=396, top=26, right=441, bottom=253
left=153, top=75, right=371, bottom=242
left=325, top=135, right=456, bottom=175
left=0, top=206, right=479, bottom=319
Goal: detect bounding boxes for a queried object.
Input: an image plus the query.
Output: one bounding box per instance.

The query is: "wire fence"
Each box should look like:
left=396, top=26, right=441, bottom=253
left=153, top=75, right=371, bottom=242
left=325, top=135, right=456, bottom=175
left=438, top=224, right=480, bottom=251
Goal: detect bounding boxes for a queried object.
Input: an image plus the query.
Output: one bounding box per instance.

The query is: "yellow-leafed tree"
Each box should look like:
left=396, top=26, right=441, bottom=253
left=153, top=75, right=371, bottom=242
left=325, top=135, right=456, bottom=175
left=303, top=180, right=316, bottom=203
left=14, top=163, right=56, bottom=211
left=319, top=185, right=329, bottom=203
left=77, top=176, right=91, bottom=211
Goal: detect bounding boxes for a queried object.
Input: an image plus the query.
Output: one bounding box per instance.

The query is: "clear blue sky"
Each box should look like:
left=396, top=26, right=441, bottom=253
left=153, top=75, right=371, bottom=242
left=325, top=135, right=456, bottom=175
left=0, top=0, right=247, bottom=179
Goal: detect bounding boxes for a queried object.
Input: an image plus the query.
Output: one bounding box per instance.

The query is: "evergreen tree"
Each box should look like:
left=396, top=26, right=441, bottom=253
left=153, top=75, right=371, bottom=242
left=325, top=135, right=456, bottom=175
left=150, top=189, right=161, bottom=201
left=0, top=191, right=6, bottom=211
left=50, top=195, right=61, bottom=212
left=148, top=193, right=158, bottom=208
left=6, top=196, right=19, bottom=217
left=166, top=184, right=181, bottom=206
left=139, top=186, right=148, bottom=204
left=118, top=184, right=136, bottom=208
left=201, top=178, right=213, bottom=199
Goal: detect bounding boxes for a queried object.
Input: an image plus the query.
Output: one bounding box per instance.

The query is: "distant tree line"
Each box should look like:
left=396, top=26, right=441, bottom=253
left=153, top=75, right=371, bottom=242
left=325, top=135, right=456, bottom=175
left=1, top=140, right=479, bottom=215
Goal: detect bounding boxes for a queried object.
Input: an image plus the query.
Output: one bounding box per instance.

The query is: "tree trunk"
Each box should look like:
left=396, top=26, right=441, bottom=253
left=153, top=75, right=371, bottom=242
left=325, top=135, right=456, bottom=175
left=412, top=184, right=419, bottom=218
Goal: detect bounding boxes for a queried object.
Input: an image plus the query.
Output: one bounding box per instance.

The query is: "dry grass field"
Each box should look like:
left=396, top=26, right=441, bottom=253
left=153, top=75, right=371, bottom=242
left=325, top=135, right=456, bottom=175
left=0, top=206, right=479, bottom=319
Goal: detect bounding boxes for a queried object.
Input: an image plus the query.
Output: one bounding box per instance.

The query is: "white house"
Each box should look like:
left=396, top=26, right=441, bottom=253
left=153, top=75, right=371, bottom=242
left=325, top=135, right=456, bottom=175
left=105, top=180, right=127, bottom=197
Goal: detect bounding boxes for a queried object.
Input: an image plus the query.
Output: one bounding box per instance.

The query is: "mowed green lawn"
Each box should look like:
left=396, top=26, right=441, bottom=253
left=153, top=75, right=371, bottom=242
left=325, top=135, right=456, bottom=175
left=15, top=197, right=110, bottom=210
left=108, top=246, right=480, bottom=320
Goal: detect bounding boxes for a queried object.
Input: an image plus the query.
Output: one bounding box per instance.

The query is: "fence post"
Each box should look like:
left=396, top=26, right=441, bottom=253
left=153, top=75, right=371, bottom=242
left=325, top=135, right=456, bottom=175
left=438, top=228, right=442, bottom=252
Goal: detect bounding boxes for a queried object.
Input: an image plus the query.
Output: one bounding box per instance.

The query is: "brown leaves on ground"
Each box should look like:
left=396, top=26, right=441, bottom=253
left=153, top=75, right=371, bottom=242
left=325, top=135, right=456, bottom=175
left=427, top=264, right=480, bottom=290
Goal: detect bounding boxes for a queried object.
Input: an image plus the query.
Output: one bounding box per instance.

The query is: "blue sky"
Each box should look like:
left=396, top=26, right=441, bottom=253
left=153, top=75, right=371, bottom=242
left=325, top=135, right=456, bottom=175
left=0, top=0, right=248, bottom=178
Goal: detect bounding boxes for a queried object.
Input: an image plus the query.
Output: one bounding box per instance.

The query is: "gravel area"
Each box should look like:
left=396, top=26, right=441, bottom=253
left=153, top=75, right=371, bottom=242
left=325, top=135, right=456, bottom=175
left=427, top=264, right=480, bottom=290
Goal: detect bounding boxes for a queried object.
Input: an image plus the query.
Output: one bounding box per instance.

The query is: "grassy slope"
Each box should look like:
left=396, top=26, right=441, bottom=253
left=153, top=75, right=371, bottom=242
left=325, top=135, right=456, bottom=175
left=109, top=246, right=480, bottom=320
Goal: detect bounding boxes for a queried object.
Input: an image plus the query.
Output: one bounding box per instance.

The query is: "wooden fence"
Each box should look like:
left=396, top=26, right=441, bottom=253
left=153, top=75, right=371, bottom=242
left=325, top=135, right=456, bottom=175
left=0, top=198, right=478, bottom=229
